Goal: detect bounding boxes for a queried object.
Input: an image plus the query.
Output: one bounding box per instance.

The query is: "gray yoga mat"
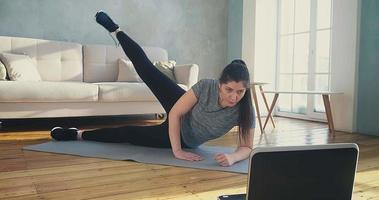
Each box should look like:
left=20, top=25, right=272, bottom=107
left=23, top=141, right=248, bottom=174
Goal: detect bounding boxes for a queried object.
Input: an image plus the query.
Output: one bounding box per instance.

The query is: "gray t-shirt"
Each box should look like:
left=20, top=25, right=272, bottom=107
left=181, top=79, right=256, bottom=148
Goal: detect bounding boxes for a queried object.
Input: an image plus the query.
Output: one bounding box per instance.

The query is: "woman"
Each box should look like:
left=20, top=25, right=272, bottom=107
left=51, top=11, right=256, bottom=167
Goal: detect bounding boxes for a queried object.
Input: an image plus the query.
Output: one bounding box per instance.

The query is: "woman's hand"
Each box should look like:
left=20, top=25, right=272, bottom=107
left=173, top=149, right=203, bottom=161
left=214, top=153, right=235, bottom=167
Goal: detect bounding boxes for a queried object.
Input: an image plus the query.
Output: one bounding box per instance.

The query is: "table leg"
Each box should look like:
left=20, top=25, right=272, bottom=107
left=259, top=85, right=276, bottom=128
left=251, top=86, right=264, bottom=134
left=322, top=94, right=335, bottom=136
left=264, top=93, right=279, bottom=130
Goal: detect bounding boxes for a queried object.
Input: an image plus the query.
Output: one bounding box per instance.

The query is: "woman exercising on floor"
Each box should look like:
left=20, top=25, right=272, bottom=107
left=51, top=11, right=256, bottom=167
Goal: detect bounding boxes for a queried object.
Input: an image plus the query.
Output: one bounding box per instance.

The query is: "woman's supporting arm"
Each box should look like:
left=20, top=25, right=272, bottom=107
left=168, top=89, right=202, bottom=161
left=214, top=128, right=255, bottom=166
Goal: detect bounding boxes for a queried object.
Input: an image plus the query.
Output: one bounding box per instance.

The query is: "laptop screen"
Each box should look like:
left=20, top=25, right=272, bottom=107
left=248, top=147, right=358, bottom=200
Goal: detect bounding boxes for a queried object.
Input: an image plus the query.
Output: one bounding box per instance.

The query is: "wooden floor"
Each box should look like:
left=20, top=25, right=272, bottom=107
left=0, top=117, right=378, bottom=200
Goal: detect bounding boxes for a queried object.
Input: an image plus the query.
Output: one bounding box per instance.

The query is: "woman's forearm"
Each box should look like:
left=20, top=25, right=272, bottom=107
left=230, top=146, right=252, bottom=163
left=168, top=112, right=182, bottom=153
left=230, top=128, right=254, bottom=164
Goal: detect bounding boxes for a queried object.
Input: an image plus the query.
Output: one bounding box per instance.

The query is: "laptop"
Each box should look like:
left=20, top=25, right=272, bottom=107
left=218, top=143, right=359, bottom=200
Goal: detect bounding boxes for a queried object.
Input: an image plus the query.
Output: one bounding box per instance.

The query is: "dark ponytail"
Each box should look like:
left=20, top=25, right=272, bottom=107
left=219, top=59, right=252, bottom=140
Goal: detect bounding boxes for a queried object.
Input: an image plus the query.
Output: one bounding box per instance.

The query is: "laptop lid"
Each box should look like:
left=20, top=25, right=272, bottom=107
left=245, top=143, right=359, bottom=200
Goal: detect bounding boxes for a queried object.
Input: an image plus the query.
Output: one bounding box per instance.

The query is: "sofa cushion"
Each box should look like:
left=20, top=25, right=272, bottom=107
left=0, top=36, right=83, bottom=82
left=153, top=60, right=176, bottom=82
left=117, top=59, right=142, bottom=82
left=83, top=45, right=168, bottom=83
left=117, top=59, right=177, bottom=83
left=0, top=61, right=6, bottom=81
left=0, top=81, right=98, bottom=102
left=0, top=53, right=42, bottom=81
left=95, top=82, right=188, bottom=102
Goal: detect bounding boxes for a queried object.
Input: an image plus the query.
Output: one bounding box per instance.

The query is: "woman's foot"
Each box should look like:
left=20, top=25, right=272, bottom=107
left=50, top=127, right=79, bottom=141
left=95, top=11, right=119, bottom=33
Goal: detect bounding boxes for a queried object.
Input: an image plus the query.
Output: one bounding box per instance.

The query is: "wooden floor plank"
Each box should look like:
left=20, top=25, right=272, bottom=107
left=0, top=117, right=378, bottom=200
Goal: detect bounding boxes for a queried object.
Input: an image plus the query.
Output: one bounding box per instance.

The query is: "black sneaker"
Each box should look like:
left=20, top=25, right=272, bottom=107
left=95, top=11, right=119, bottom=32
left=50, top=127, right=79, bottom=141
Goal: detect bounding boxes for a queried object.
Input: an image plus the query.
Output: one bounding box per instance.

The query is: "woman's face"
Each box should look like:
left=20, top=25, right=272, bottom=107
left=218, top=81, right=247, bottom=108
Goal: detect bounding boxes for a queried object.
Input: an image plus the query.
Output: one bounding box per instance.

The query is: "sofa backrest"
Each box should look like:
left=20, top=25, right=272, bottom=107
left=0, top=36, right=83, bottom=81
left=83, top=44, right=168, bottom=83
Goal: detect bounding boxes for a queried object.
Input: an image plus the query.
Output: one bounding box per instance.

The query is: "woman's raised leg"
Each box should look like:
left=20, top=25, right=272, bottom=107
left=96, top=11, right=186, bottom=113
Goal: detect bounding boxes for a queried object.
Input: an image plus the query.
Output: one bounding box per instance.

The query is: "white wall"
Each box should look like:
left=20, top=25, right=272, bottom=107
left=253, top=0, right=278, bottom=116
left=330, top=0, right=360, bottom=132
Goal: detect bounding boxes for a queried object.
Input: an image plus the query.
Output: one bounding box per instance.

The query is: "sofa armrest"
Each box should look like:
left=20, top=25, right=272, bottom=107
left=174, top=64, right=199, bottom=88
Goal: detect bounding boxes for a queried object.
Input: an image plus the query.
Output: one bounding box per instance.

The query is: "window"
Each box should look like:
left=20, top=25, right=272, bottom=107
left=276, top=0, right=332, bottom=120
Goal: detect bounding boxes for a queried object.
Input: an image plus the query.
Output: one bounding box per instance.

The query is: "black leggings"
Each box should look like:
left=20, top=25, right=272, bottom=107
left=82, top=31, right=186, bottom=148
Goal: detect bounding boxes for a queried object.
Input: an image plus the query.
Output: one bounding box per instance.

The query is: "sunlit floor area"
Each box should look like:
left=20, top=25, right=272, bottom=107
left=0, top=117, right=378, bottom=200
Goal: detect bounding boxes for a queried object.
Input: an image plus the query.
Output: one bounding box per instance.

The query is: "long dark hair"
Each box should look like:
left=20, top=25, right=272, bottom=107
left=219, top=59, right=252, bottom=140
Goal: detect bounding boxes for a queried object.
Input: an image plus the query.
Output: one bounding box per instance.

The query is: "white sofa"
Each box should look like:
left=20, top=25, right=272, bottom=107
left=0, top=36, right=199, bottom=119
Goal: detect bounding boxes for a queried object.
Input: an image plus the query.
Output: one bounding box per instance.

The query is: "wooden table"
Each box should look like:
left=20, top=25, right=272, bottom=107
left=262, top=90, right=343, bottom=136
left=250, top=82, right=275, bottom=134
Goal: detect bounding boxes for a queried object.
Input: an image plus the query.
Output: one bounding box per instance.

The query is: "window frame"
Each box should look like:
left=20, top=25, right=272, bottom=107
left=274, top=0, right=333, bottom=121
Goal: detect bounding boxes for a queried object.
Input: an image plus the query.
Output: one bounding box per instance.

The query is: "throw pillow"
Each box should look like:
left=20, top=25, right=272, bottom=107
left=117, top=58, right=142, bottom=82
left=0, top=61, right=7, bottom=81
left=153, top=60, right=176, bottom=82
left=0, top=53, right=41, bottom=81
